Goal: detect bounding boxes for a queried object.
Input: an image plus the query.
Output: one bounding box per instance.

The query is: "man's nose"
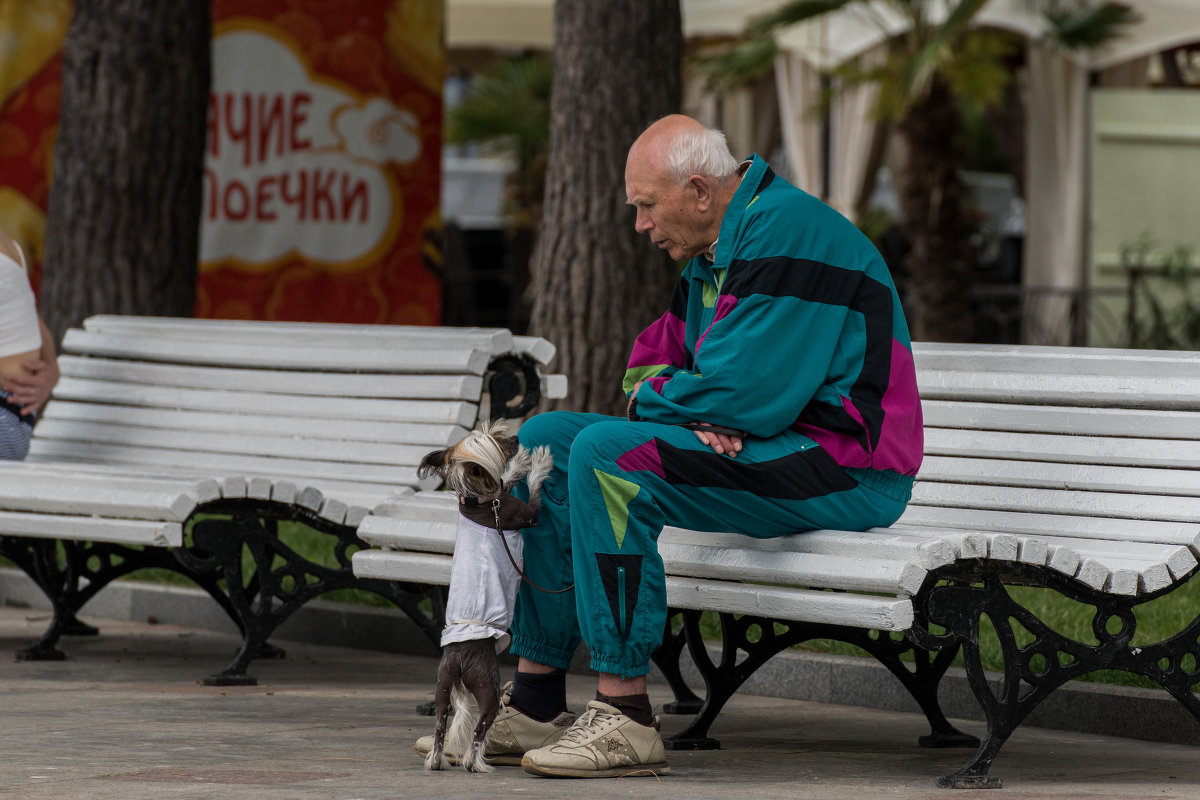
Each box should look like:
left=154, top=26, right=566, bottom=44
left=634, top=208, right=652, bottom=233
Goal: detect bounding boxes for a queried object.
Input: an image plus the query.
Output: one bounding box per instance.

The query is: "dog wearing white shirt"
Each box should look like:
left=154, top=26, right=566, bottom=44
left=416, top=421, right=553, bottom=772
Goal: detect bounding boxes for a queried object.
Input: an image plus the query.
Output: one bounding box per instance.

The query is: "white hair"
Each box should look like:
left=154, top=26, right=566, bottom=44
left=664, top=126, right=740, bottom=184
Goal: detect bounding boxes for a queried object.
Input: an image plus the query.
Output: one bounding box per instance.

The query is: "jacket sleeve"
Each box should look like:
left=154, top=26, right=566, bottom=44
left=621, top=277, right=691, bottom=396
left=629, top=262, right=859, bottom=438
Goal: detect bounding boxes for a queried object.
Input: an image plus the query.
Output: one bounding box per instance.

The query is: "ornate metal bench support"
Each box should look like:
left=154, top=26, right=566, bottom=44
left=659, top=607, right=975, bottom=753
left=3, top=502, right=445, bottom=686
left=921, top=564, right=1200, bottom=789
left=182, top=502, right=443, bottom=686
left=652, top=611, right=705, bottom=715
left=0, top=535, right=219, bottom=661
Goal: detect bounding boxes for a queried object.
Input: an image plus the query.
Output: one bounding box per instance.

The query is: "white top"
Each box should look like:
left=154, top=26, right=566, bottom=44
left=440, top=514, right=523, bottom=651
left=0, top=243, right=41, bottom=358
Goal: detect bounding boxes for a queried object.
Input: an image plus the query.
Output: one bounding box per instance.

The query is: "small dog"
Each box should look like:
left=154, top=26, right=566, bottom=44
left=416, top=421, right=553, bottom=773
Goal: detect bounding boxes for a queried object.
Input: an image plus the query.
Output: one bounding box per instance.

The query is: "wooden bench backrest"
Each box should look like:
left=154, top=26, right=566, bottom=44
left=29, top=316, right=562, bottom=495
left=910, top=342, right=1200, bottom=570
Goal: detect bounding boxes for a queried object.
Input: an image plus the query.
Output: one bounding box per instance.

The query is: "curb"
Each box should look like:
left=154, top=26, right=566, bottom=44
left=2, top=567, right=1196, bottom=747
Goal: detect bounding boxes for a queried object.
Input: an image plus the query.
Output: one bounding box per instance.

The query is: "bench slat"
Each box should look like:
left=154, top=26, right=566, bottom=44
left=27, top=439, right=439, bottom=490
left=917, top=369, right=1200, bottom=410
left=58, top=356, right=484, bottom=401
left=31, top=419, right=433, bottom=466
left=62, top=330, right=492, bottom=375
left=0, top=470, right=197, bottom=521
left=912, top=482, right=1200, bottom=525
left=897, top=505, right=1200, bottom=550
left=913, top=342, right=1200, bottom=378
left=52, top=377, right=478, bottom=427
left=82, top=315, right=516, bottom=353
left=923, top=400, right=1200, bottom=441
left=350, top=550, right=915, bottom=631
left=919, top=456, right=1200, bottom=498
left=360, top=492, right=956, bottom=571
left=43, top=401, right=467, bottom=448
left=0, top=511, right=182, bottom=546
left=925, top=428, right=1200, bottom=469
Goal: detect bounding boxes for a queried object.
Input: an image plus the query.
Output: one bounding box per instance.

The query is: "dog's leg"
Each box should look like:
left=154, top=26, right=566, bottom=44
left=460, top=651, right=501, bottom=773
left=425, top=660, right=455, bottom=770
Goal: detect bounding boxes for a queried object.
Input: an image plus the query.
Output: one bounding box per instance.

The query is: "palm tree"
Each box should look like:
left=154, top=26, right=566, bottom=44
left=700, top=0, right=1138, bottom=342
left=446, top=54, right=553, bottom=229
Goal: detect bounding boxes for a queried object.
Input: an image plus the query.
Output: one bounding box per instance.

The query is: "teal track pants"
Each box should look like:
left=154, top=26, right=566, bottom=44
left=510, top=412, right=914, bottom=679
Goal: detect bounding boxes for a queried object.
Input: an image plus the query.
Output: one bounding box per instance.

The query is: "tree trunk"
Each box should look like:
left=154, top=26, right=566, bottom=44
left=528, top=0, right=681, bottom=415
left=892, top=77, right=974, bottom=342
left=41, top=0, right=211, bottom=342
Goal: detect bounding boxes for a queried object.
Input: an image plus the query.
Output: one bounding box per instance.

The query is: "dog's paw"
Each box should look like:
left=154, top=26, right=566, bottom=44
left=424, top=749, right=449, bottom=771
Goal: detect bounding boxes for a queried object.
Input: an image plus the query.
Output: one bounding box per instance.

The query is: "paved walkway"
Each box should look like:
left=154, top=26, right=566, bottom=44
left=3, top=604, right=1198, bottom=799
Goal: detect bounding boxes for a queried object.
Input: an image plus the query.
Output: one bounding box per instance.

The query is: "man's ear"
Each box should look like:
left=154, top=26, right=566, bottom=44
left=689, top=174, right=714, bottom=211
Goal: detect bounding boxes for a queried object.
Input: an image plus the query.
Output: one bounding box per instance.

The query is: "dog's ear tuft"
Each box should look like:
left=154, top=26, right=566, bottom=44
left=500, top=435, right=520, bottom=461
left=417, top=447, right=451, bottom=480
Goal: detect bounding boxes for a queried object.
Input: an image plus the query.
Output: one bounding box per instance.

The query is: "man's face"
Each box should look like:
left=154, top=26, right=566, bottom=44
left=625, top=158, right=707, bottom=262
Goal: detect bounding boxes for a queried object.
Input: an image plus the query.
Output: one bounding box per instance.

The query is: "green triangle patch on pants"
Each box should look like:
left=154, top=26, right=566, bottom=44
left=508, top=411, right=914, bottom=680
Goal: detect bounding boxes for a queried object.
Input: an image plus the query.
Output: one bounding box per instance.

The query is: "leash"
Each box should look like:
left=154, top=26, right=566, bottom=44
left=491, top=498, right=575, bottom=595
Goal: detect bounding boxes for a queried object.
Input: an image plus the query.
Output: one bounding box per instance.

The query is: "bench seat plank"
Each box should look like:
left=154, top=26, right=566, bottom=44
left=356, top=506, right=930, bottom=595
left=0, top=469, right=198, bottom=521
left=43, top=401, right=467, bottom=448
left=0, top=511, right=182, bottom=546
left=896, top=505, right=1200, bottom=550
left=360, top=492, right=956, bottom=570
left=62, top=330, right=492, bottom=375
left=350, top=550, right=915, bottom=631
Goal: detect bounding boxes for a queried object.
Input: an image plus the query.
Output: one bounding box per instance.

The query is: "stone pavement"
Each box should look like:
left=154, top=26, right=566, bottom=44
left=3, top=605, right=1200, bottom=799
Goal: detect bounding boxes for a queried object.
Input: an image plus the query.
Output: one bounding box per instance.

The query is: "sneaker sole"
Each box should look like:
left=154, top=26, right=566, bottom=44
left=520, top=756, right=671, bottom=778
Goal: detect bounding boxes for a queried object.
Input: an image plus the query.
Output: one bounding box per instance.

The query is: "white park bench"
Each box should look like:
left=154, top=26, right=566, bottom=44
left=351, top=341, right=1200, bottom=789
left=0, top=315, right=564, bottom=685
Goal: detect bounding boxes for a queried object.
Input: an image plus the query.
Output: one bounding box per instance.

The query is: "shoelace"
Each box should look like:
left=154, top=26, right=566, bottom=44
left=557, top=706, right=613, bottom=745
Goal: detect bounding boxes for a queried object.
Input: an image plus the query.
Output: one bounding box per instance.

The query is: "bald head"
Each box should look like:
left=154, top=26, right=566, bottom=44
left=624, top=115, right=742, bottom=262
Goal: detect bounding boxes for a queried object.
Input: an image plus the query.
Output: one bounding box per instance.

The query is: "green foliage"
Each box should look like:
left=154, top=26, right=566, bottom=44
left=1043, top=1, right=1143, bottom=52
left=446, top=54, right=553, bottom=173
left=1121, top=230, right=1200, bottom=350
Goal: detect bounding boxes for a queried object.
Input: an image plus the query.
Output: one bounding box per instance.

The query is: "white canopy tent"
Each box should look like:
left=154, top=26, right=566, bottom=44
left=446, top=0, right=1200, bottom=319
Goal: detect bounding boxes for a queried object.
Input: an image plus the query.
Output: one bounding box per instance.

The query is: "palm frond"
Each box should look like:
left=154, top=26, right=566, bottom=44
left=692, top=36, right=781, bottom=90
left=901, top=0, right=990, bottom=98
left=446, top=55, right=553, bottom=168
left=1043, top=2, right=1141, bottom=51
left=746, top=0, right=856, bottom=36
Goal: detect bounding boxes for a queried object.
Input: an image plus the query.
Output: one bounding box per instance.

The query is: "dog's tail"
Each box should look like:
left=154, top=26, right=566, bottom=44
left=524, top=445, right=553, bottom=516
left=445, top=685, right=495, bottom=773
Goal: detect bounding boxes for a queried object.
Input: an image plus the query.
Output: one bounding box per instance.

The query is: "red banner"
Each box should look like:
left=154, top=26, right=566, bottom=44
left=202, top=0, right=444, bottom=324
left=0, top=0, right=443, bottom=324
left=0, top=0, right=70, bottom=295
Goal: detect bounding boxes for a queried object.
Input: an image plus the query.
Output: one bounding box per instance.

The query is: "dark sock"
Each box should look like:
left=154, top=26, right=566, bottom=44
left=509, top=669, right=568, bottom=722
left=596, top=691, right=655, bottom=727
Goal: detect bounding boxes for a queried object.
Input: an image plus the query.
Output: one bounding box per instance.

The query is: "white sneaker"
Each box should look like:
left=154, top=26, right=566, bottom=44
left=521, top=700, right=670, bottom=778
left=413, top=682, right=574, bottom=766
